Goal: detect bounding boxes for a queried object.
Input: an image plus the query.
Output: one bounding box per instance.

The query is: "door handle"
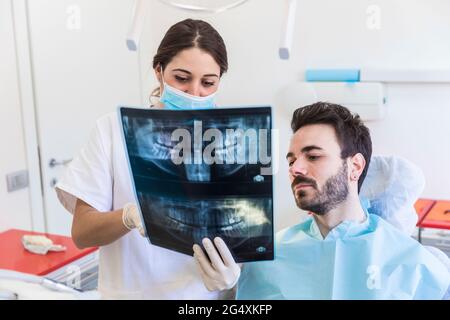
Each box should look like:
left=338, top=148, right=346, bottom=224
left=49, top=158, right=72, bottom=168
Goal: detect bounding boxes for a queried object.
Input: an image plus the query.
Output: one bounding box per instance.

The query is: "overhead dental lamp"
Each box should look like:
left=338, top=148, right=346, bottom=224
left=159, top=0, right=250, bottom=14
left=279, top=0, right=297, bottom=60
left=126, top=0, right=297, bottom=60
left=126, top=0, right=150, bottom=51
left=126, top=0, right=250, bottom=51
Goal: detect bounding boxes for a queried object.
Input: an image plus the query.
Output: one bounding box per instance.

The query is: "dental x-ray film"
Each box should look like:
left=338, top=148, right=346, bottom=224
left=119, top=106, right=274, bottom=262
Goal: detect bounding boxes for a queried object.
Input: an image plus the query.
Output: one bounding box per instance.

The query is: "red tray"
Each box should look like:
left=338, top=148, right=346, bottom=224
left=414, top=198, right=436, bottom=226
left=418, top=200, right=450, bottom=230
left=0, top=229, right=97, bottom=276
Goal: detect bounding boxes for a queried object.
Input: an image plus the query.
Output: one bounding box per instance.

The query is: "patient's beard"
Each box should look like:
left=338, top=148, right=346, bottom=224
left=294, top=162, right=349, bottom=215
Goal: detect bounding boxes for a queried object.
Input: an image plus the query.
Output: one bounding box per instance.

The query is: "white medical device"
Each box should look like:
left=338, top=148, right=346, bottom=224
left=277, top=82, right=386, bottom=121
left=279, top=0, right=297, bottom=60
left=159, top=0, right=249, bottom=14
left=0, top=269, right=99, bottom=300
left=126, top=0, right=250, bottom=51
left=126, top=0, right=149, bottom=51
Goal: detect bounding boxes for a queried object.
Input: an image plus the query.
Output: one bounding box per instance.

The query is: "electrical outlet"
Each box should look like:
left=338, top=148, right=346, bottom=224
left=6, top=170, right=29, bottom=192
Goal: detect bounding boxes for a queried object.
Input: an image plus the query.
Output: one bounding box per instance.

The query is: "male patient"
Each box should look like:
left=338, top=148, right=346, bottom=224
left=235, top=102, right=449, bottom=299
left=193, top=102, right=450, bottom=299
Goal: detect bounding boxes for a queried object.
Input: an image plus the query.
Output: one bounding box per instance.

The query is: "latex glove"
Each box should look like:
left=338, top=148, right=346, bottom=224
left=122, top=203, right=145, bottom=237
left=22, top=235, right=66, bottom=255
left=193, top=237, right=241, bottom=292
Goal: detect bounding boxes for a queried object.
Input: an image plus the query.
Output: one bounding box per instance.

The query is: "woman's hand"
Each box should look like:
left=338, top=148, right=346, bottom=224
left=193, top=237, right=241, bottom=291
left=72, top=199, right=133, bottom=249
left=122, top=203, right=145, bottom=237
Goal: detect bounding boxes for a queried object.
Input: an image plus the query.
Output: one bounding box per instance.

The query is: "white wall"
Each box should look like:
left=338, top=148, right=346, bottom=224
left=139, top=0, right=450, bottom=230
left=0, top=0, right=32, bottom=232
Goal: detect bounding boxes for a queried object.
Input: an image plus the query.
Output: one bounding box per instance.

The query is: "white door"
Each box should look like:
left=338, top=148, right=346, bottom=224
left=26, top=0, right=142, bottom=235
left=0, top=0, right=34, bottom=232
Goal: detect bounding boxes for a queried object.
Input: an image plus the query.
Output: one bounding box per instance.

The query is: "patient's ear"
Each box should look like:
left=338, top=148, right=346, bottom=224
left=350, top=153, right=366, bottom=181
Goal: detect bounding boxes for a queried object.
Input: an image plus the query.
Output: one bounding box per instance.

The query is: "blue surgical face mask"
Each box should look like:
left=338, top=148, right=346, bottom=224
left=159, top=71, right=217, bottom=110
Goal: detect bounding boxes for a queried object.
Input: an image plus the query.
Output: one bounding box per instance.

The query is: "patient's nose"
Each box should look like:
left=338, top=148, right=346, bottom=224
left=290, top=159, right=308, bottom=177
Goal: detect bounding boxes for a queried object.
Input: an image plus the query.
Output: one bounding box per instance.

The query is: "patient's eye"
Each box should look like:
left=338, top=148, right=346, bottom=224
left=307, top=155, right=320, bottom=161
left=287, top=159, right=295, bottom=167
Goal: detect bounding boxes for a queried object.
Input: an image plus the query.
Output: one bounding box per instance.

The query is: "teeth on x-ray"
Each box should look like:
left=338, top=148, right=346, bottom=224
left=142, top=196, right=270, bottom=246
left=185, top=164, right=210, bottom=181
left=134, top=125, right=180, bottom=160
left=121, top=108, right=273, bottom=262
left=133, top=117, right=270, bottom=165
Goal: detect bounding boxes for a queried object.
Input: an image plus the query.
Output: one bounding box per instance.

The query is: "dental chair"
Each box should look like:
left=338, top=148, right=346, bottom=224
left=360, top=155, right=424, bottom=236
left=361, top=155, right=450, bottom=299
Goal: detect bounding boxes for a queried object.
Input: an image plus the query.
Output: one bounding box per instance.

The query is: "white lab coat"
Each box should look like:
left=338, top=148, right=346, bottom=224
left=56, top=111, right=223, bottom=300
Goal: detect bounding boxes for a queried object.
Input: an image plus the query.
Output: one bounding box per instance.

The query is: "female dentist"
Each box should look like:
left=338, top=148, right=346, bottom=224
left=55, top=19, right=236, bottom=299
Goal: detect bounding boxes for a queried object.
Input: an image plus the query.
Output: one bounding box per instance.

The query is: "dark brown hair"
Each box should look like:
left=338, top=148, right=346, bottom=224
left=151, top=19, right=228, bottom=99
left=291, top=102, right=372, bottom=192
